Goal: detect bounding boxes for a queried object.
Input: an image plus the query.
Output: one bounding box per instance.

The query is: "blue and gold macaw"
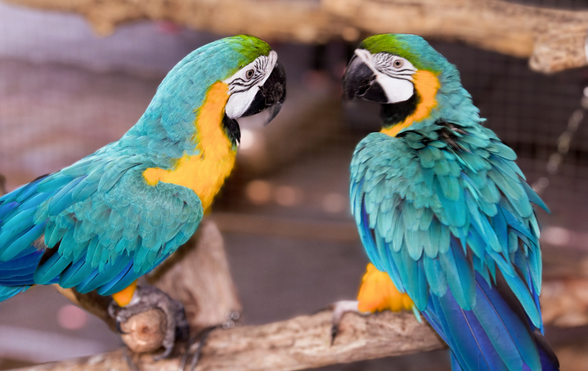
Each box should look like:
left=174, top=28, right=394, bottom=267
left=343, top=34, right=559, bottom=370
left=0, top=35, right=285, bottom=355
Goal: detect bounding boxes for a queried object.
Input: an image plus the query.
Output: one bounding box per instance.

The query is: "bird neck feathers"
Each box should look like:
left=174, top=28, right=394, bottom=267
left=380, top=70, right=440, bottom=137
left=143, top=82, right=237, bottom=211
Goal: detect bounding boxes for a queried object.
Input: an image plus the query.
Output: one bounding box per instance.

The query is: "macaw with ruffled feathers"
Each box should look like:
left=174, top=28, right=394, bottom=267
left=0, top=35, right=285, bottom=356
left=341, top=34, right=559, bottom=370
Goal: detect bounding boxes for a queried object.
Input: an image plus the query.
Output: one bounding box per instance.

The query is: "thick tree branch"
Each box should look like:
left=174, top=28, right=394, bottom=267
left=18, top=277, right=588, bottom=371
left=23, top=311, right=446, bottom=371
left=3, top=0, right=588, bottom=73
left=541, top=278, right=588, bottom=327
left=323, top=0, right=588, bottom=73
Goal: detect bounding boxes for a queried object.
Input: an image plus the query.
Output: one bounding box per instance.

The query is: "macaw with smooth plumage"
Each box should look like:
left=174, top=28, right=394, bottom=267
left=342, top=34, right=559, bottom=370
left=0, top=35, right=285, bottom=356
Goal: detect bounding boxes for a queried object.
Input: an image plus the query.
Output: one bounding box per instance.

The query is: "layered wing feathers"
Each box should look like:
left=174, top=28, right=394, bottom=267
left=350, top=123, right=546, bottom=325
left=0, top=150, right=203, bottom=295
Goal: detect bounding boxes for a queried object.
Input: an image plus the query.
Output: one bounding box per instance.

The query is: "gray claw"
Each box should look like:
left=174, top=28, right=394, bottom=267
left=153, top=344, right=174, bottom=361
left=189, top=326, right=216, bottom=371
left=178, top=311, right=239, bottom=371
left=115, top=319, right=128, bottom=335
left=330, top=323, right=338, bottom=346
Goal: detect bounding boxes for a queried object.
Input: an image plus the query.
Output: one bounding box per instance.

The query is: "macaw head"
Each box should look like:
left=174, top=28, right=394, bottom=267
left=219, top=35, right=287, bottom=124
left=343, top=34, right=465, bottom=135
left=142, top=35, right=286, bottom=148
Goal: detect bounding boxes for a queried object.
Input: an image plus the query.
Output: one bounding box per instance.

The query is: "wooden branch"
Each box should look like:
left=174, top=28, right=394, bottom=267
left=323, top=0, right=588, bottom=73
left=541, top=278, right=588, bottom=327
left=120, top=309, right=168, bottom=354
left=23, top=311, right=446, bottom=371
left=3, top=0, right=588, bottom=73
left=0, top=173, right=6, bottom=196
left=21, top=276, right=588, bottom=371
left=1, top=0, right=345, bottom=43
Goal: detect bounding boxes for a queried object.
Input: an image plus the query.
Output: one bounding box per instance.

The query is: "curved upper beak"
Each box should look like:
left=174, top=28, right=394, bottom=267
left=343, top=55, right=388, bottom=103
left=241, top=60, right=287, bottom=125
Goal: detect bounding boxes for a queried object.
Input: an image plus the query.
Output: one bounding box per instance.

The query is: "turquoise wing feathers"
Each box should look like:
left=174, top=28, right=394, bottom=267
left=0, top=149, right=203, bottom=296
left=350, top=122, right=546, bottom=325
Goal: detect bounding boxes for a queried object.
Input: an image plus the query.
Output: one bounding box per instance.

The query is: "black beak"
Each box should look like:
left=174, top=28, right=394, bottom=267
left=241, top=61, right=286, bottom=124
left=343, top=55, right=388, bottom=103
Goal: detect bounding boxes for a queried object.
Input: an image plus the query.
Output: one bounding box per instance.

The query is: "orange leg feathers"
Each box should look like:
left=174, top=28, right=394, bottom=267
left=357, top=263, right=414, bottom=313
left=112, top=280, right=138, bottom=307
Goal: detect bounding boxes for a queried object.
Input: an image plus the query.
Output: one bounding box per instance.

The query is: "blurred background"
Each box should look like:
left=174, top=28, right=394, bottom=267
left=1, top=0, right=588, bottom=370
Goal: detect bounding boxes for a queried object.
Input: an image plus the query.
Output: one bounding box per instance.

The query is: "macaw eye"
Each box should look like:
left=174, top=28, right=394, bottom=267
left=245, top=69, right=255, bottom=79
left=392, top=59, right=404, bottom=69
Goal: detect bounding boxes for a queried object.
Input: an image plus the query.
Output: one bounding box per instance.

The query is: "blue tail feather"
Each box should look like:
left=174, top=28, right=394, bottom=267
left=450, top=353, right=464, bottom=371
left=424, top=272, right=559, bottom=371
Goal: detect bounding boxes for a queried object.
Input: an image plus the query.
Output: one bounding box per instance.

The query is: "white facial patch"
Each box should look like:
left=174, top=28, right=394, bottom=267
left=375, top=72, right=414, bottom=103
left=224, top=50, right=278, bottom=119
left=354, top=49, right=417, bottom=104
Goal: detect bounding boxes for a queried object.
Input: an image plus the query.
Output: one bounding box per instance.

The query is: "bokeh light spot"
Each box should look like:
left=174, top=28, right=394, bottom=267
left=246, top=180, right=273, bottom=205
left=57, top=304, right=88, bottom=330
left=322, top=193, right=347, bottom=213
left=275, top=185, right=303, bottom=207
left=240, top=128, right=255, bottom=150
left=542, top=226, right=572, bottom=247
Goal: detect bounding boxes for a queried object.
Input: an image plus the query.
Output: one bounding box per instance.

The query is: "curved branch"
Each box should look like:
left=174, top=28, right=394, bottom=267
left=323, top=0, right=588, bottom=73
left=21, top=276, right=588, bottom=371
left=22, top=311, right=446, bottom=371
left=3, top=0, right=588, bottom=73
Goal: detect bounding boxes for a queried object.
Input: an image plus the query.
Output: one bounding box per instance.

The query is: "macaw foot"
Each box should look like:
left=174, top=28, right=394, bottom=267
left=329, top=300, right=369, bottom=345
left=108, top=284, right=190, bottom=360
left=329, top=265, right=422, bottom=345
left=179, top=311, right=240, bottom=371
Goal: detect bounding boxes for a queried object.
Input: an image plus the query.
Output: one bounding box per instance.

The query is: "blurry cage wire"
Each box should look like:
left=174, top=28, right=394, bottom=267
left=532, top=89, right=588, bottom=195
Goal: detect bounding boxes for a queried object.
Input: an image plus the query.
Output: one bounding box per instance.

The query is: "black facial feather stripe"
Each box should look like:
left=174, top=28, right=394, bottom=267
left=229, top=55, right=270, bottom=93
left=387, top=74, right=412, bottom=82
left=393, top=68, right=414, bottom=74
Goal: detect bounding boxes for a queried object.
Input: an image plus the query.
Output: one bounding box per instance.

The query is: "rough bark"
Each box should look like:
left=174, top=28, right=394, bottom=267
left=19, top=276, right=588, bottom=371
left=323, top=0, right=588, bottom=73
left=542, top=278, right=588, bottom=327
left=3, top=0, right=588, bottom=73
left=1, top=0, right=345, bottom=43
left=22, top=311, right=446, bottom=371
left=119, top=309, right=168, bottom=354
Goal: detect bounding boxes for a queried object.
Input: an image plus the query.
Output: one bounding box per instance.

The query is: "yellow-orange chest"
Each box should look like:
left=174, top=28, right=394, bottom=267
left=143, top=82, right=237, bottom=211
